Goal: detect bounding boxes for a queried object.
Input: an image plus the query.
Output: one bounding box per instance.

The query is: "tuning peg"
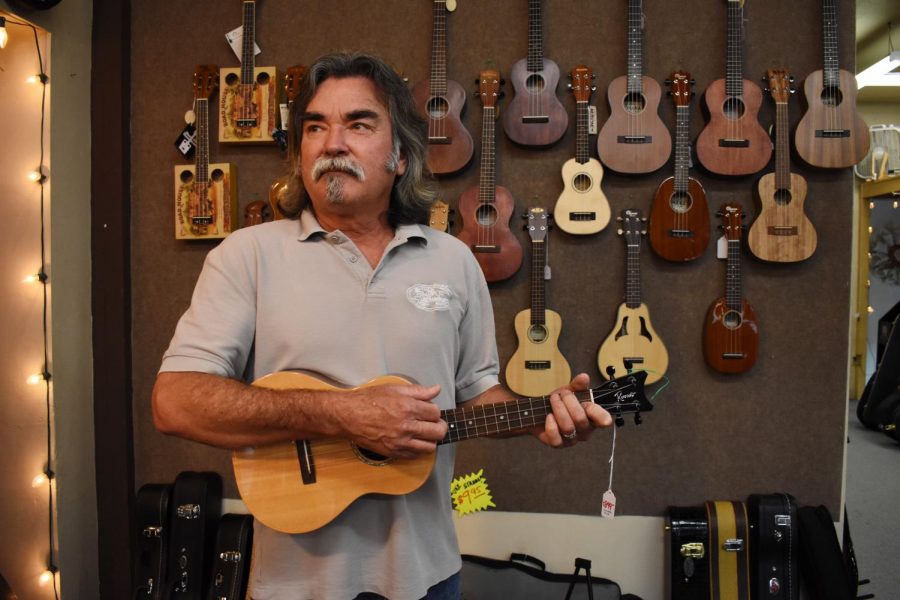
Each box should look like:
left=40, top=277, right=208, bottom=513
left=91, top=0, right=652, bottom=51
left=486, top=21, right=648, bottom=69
left=472, top=91, right=480, bottom=97
left=664, top=79, right=671, bottom=86
left=715, top=211, right=723, bottom=217
left=614, top=414, right=625, bottom=427
left=591, top=85, right=597, bottom=91
left=616, top=216, right=623, bottom=222
left=567, top=82, right=573, bottom=90
left=500, top=78, right=506, bottom=86
left=634, top=413, right=643, bottom=426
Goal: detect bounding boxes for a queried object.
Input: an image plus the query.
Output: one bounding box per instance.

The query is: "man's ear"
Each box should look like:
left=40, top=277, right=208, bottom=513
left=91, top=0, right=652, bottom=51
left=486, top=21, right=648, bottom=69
left=396, top=148, right=408, bottom=176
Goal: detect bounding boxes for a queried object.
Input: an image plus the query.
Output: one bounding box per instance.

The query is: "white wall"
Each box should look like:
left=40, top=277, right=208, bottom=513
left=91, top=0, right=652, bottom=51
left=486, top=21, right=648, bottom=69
left=0, top=1, right=96, bottom=598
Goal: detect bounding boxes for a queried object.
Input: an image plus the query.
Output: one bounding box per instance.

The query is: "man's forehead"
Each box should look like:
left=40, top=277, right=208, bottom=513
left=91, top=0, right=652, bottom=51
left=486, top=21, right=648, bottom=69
left=305, top=76, right=390, bottom=117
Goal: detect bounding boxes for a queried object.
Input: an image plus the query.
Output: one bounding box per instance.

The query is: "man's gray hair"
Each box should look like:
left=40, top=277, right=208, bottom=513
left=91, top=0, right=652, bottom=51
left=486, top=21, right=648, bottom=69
left=279, top=53, right=436, bottom=225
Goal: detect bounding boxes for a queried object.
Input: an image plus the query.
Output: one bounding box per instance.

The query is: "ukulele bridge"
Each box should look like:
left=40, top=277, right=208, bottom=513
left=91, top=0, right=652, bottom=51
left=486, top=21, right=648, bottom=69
left=718, top=139, right=750, bottom=148
left=522, top=115, right=550, bottom=123
left=721, top=353, right=746, bottom=360
left=668, top=229, right=694, bottom=238
left=568, top=212, right=597, bottom=221
left=472, top=244, right=501, bottom=253
left=816, top=129, right=850, bottom=138
left=525, top=361, right=551, bottom=370
left=428, top=136, right=452, bottom=145
left=767, top=226, right=798, bottom=236
left=617, top=135, right=652, bottom=144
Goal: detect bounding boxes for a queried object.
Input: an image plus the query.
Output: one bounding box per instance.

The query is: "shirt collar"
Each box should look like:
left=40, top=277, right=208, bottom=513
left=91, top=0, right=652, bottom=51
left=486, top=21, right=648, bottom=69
left=297, top=209, right=429, bottom=246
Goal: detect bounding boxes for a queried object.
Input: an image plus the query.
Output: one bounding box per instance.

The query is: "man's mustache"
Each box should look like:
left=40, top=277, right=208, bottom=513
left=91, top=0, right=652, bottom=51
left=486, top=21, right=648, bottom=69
left=311, top=157, right=366, bottom=182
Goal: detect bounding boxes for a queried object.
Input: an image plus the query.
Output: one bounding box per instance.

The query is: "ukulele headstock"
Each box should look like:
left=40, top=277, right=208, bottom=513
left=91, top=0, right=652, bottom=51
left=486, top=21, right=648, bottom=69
left=594, top=371, right=652, bottom=426
left=717, top=202, right=745, bottom=240
left=193, top=64, right=219, bottom=100
left=617, top=209, right=646, bottom=243
left=527, top=207, right=548, bottom=242
left=567, top=65, right=595, bottom=102
left=667, top=71, right=694, bottom=105
left=764, top=68, right=794, bottom=104
left=283, top=65, right=308, bottom=103
left=477, top=69, right=503, bottom=111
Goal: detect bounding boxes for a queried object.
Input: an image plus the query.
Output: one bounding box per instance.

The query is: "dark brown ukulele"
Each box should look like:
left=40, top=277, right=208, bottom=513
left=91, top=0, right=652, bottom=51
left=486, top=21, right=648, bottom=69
left=649, top=72, right=710, bottom=261
left=502, top=0, right=568, bottom=147
left=794, top=0, right=869, bottom=168
left=410, top=0, right=473, bottom=174
left=597, top=0, right=671, bottom=173
left=456, top=70, right=523, bottom=282
left=268, top=65, right=308, bottom=220
left=703, top=203, right=759, bottom=374
left=696, top=0, right=772, bottom=176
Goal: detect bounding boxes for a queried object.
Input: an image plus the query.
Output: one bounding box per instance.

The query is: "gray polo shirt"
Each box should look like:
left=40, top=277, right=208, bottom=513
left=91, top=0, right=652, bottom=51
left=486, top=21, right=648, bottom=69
left=160, top=209, right=500, bottom=600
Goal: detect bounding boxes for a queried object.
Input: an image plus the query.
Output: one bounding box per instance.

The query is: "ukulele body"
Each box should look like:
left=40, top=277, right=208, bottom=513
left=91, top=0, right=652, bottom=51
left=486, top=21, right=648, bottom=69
left=502, top=58, right=568, bottom=147
left=554, top=157, right=610, bottom=235
left=703, top=298, right=759, bottom=374
left=410, top=77, right=474, bottom=175
left=749, top=172, right=817, bottom=263
left=505, top=309, right=572, bottom=397
left=597, top=303, right=668, bottom=384
left=648, top=176, right=710, bottom=261
left=795, top=69, right=869, bottom=168
left=696, top=78, right=772, bottom=176
left=597, top=75, right=672, bottom=174
left=456, top=184, right=523, bottom=282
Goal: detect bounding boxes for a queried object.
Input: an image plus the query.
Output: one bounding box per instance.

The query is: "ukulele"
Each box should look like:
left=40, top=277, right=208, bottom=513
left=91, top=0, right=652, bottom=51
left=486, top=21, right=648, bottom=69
left=502, top=0, right=568, bottom=147
left=696, top=0, right=772, bottom=176
left=597, top=0, right=672, bottom=173
left=456, top=70, right=523, bottom=282
left=410, top=0, right=474, bottom=175
left=794, top=0, right=870, bottom=168
left=505, top=208, right=572, bottom=396
left=748, top=69, right=817, bottom=263
left=649, top=72, right=710, bottom=261
left=232, top=369, right=651, bottom=533
left=174, top=65, right=238, bottom=240
left=428, top=199, right=452, bottom=232
left=268, top=65, right=308, bottom=220
left=219, top=0, right=279, bottom=143
left=554, top=65, right=610, bottom=235
left=597, top=209, right=669, bottom=384
left=704, top=203, right=759, bottom=373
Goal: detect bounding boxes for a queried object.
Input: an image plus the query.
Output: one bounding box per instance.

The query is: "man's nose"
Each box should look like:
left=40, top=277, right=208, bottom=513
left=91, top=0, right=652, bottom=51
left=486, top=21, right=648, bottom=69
left=324, top=125, right=349, bottom=155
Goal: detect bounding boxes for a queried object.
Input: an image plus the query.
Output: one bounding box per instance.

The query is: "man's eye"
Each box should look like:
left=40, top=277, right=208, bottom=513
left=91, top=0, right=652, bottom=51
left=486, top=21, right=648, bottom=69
left=351, top=122, right=372, bottom=131
left=305, top=124, right=323, bottom=133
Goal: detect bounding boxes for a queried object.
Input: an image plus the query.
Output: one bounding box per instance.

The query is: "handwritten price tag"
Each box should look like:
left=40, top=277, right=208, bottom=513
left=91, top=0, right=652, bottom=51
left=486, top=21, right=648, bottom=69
left=450, top=469, right=496, bottom=516
left=601, top=490, right=617, bottom=519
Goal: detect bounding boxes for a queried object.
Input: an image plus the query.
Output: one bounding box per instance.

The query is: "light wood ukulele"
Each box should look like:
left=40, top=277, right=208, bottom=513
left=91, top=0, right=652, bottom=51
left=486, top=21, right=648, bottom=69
left=704, top=203, right=759, bottom=373
left=597, top=209, right=669, bottom=384
left=410, top=0, right=474, bottom=174
left=649, top=72, right=710, bottom=261
left=456, top=70, right=523, bottom=282
left=502, top=0, right=568, bottom=147
left=505, top=208, right=572, bottom=396
left=174, top=65, right=237, bottom=240
left=554, top=65, right=610, bottom=235
left=268, top=65, right=308, bottom=220
left=695, top=0, right=772, bottom=176
left=794, top=0, right=869, bottom=168
left=232, top=370, right=651, bottom=533
left=597, top=0, right=672, bottom=173
left=219, top=0, right=279, bottom=143
left=748, top=69, right=817, bottom=263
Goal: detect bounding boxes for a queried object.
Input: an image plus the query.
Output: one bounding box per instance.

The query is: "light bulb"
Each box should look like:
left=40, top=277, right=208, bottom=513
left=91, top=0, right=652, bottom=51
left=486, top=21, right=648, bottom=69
left=28, top=168, right=46, bottom=183
left=0, top=17, right=8, bottom=50
left=24, top=271, right=48, bottom=284
left=39, top=569, right=55, bottom=586
left=32, top=473, right=49, bottom=488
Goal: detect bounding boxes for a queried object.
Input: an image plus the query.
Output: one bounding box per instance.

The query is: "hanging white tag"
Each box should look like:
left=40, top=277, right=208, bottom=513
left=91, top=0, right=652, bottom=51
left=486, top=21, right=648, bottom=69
left=588, top=106, right=598, bottom=135
left=601, top=490, right=617, bottom=518
left=717, top=235, right=728, bottom=259
left=225, top=26, right=262, bottom=62
left=279, top=104, right=290, bottom=130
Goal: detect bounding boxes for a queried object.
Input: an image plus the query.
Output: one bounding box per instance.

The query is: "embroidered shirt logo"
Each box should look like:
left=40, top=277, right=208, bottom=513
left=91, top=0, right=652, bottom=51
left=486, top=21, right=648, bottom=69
left=406, top=284, right=452, bottom=312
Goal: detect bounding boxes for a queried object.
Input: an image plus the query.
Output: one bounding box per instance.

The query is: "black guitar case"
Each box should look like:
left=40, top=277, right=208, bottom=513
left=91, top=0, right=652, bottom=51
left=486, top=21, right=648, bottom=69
left=133, top=483, right=172, bottom=600
left=666, top=506, right=709, bottom=600
left=165, top=471, right=223, bottom=599
left=748, top=493, right=799, bottom=600
left=206, top=514, right=254, bottom=600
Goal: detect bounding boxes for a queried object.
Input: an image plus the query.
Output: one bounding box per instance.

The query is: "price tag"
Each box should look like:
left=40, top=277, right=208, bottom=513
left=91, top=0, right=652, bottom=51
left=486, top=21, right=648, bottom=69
left=588, top=106, right=598, bottom=135
left=225, top=26, right=262, bottom=62
left=717, top=234, right=728, bottom=259
left=450, top=469, right=496, bottom=516
left=601, top=489, right=617, bottom=519
left=174, top=124, right=197, bottom=159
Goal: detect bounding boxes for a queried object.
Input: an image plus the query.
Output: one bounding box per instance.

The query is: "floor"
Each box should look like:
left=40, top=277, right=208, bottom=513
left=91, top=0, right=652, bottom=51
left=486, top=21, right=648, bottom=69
left=845, top=400, right=900, bottom=599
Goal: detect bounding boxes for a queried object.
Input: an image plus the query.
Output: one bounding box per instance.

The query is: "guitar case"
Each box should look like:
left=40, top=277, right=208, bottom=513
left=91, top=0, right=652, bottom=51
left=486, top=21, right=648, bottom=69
left=748, top=494, right=799, bottom=600
left=705, top=500, right=751, bottom=600
left=133, top=483, right=172, bottom=600
left=666, top=506, right=709, bottom=600
left=206, top=514, right=254, bottom=600
left=165, top=471, right=223, bottom=599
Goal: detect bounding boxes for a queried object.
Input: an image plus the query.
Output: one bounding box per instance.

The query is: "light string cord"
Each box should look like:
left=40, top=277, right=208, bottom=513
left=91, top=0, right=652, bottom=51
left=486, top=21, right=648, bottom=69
left=6, top=16, right=59, bottom=600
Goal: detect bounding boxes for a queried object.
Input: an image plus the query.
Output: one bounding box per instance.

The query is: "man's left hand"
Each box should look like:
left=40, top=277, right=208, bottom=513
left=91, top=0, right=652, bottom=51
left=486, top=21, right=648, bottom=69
left=533, top=373, right=613, bottom=448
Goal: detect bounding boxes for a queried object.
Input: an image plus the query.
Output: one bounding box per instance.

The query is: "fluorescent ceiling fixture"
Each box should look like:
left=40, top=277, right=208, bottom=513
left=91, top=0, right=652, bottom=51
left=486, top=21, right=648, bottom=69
left=857, top=51, right=900, bottom=88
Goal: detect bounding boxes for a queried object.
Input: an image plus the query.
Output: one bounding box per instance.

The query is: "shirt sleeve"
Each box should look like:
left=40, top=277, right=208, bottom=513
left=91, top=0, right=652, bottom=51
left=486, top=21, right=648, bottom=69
left=454, top=254, right=500, bottom=403
left=158, top=231, right=259, bottom=378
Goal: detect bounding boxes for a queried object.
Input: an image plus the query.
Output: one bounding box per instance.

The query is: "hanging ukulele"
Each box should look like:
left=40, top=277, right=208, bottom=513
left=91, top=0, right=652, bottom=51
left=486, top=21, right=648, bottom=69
left=502, top=0, right=568, bottom=147
left=554, top=65, right=610, bottom=235
left=748, top=69, right=817, bottom=263
left=597, top=0, right=672, bottom=173
left=794, top=0, right=869, bottom=168
left=695, top=0, right=772, bottom=176
left=505, top=207, right=572, bottom=397
left=649, top=71, right=710, bottom=261
left=597, top=209, right=669, bottom=384
left=219, top=0, right=280, bottom=144
left=175, top=65, right=238, bottom=240
left=410, top=0, right=474, bottom=174
left=456, top=70, right=523, bottom=282
left=704, top=203, right=759, bottom=374
left=268, top=65, right=308, bottom=220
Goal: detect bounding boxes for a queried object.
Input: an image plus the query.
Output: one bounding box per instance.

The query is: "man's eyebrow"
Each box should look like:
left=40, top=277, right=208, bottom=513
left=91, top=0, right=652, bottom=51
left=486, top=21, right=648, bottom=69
left=297, top=111, right=325, bottom=122
left=345, top=109, right=381, bottom=121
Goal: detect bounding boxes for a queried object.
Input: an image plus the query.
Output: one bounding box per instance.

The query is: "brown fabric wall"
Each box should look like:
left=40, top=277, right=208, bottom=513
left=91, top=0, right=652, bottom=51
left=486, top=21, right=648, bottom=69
left=131, top=0, right=853, bottom=516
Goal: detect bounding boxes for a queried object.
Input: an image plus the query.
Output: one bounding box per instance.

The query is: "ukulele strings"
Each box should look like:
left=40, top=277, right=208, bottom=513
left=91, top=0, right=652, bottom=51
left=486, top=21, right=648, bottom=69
left=528, top=0, right=543, bottom=121
left=430, top=1, right=446, bottom=145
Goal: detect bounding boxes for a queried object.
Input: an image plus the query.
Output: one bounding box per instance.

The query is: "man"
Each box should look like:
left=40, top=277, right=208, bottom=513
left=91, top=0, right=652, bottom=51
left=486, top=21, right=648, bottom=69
left=153, top=53, right=612, bottom=600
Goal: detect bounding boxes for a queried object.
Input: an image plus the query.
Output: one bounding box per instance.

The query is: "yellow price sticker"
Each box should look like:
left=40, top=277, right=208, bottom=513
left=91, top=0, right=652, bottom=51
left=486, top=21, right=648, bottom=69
left=450, top=469, right=496, bottom=516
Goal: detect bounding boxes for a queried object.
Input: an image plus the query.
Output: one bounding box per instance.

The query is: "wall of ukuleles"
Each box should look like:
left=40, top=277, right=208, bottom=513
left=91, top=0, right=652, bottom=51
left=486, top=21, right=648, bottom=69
left=131, top=0, right=856, bottom=517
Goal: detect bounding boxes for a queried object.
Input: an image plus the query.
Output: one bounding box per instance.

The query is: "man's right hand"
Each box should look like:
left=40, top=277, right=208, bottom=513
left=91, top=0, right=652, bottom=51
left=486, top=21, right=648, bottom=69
left=334, top=383, right=446, bottom=459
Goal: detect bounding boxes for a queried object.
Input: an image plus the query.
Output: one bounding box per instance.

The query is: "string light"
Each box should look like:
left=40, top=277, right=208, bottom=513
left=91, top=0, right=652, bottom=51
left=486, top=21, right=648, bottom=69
left=26, top=370, right=51, bottom=385
left=32, top=467, right=54, bottom=488
left=38, top=566, right=57, bottom=587
left=28, top=167, right=47, bottom=183
left=24, top=270, right=48, bottom=284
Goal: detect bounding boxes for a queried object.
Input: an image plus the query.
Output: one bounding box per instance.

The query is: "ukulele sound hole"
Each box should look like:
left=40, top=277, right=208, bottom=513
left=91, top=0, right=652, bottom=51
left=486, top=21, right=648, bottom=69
left=669, top=191, right=693, bottom=214
left=723, top=310, right=743, bottom=331
left=526, top=74, right=546, bottom=95
left=179, top=169, right=194, bottom=184
left=573, top=173, right=592, bottom=192
left=256, top=71, right=270, bottom=86
left=527, top=324, right=548, bottom=343
left=225, top=72, right=240, bottom=87
left=820, top=86, right=844, bottom=108
left=210, top=168, right=225, bottom=183
left=426, top=96, right=450, bottom=119
left=774, top=188, right=792, bottom=206
left=352, top=444, right=392, bottom=467
left=723, top=97, right=746, bottom=120
left=475, top=204, right=499, bottom=227
left=623, top=92, right=646, bottom=115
